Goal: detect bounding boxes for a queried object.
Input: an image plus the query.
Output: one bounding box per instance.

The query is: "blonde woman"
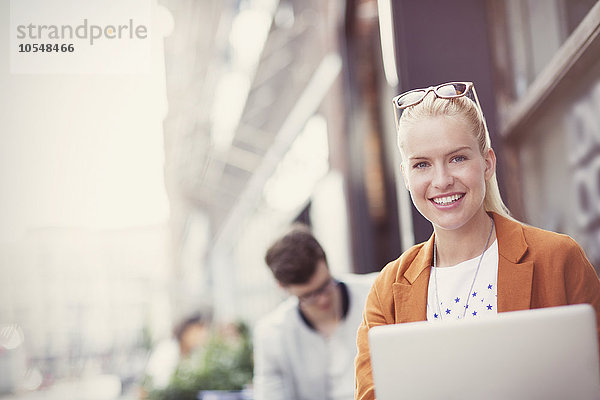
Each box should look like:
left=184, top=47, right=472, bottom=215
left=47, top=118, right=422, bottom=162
left=354, top=82, right=600, bottom=399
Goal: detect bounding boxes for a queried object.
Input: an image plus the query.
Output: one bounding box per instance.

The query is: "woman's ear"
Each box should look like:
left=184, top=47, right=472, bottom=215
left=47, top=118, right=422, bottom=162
left=401, top=162, right=410, bottom=190
left=484, top=148, right=496, bottom=180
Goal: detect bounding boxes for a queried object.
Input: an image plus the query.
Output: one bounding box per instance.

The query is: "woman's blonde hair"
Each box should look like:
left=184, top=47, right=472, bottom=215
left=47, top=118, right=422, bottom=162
left=396, top=92, right=512, bottom=219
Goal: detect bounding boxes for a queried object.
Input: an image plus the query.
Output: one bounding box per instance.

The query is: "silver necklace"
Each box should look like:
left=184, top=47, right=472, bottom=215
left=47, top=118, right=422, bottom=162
left=433, top=217, right=495, bottom=321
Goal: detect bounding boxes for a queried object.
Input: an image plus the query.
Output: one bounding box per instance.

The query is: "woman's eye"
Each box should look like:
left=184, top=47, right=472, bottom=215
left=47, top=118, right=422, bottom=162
left=451, top=155, right=466, bottom=163
left=413, top=161, right=428, bottom=169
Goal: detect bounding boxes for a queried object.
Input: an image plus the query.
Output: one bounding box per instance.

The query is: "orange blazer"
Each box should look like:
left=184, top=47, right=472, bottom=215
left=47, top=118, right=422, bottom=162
left=355, top=212, right=600, bottom=400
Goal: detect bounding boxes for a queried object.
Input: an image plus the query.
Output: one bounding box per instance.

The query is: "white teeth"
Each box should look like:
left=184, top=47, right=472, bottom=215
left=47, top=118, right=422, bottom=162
left=432, top=194, right=463, bottom=205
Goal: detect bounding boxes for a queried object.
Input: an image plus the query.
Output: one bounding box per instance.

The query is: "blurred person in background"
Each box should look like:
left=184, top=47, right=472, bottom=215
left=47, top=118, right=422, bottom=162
left=354, top=81, right=600, bottom=399
left=141, top=311, right=211, bottom=397
left=253, top=224, right=375, bottom=400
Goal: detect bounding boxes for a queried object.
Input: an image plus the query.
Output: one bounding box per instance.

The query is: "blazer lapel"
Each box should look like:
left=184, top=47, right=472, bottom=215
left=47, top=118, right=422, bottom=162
left=392, top=236, right=434, bottom=323
left=494, top=213, right=534, bottom=312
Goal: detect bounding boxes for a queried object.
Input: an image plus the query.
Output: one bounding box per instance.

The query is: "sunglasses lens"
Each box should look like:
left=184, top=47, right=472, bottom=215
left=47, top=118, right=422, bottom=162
left=437, top=83, right=468, bottom=97
left=395, top=90, right=426, bottom=109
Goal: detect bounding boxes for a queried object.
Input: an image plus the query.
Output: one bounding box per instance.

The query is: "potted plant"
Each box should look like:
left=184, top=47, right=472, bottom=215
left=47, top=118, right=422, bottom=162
left=146, top=322, right=253, bottom=400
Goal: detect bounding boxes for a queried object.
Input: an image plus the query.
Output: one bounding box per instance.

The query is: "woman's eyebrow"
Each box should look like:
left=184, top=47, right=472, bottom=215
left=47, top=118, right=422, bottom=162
left=408, top=146, right=473, bottom=161
left=445, top=145, right=472, bottom=156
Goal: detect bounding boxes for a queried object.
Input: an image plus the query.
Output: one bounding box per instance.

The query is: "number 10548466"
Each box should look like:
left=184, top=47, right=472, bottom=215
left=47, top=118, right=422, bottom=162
left=18, top=43, right=75, bottom=53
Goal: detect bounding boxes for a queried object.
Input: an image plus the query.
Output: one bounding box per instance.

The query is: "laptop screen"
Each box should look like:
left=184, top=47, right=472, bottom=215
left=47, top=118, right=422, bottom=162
left=368, top=304, right=600, bottom=400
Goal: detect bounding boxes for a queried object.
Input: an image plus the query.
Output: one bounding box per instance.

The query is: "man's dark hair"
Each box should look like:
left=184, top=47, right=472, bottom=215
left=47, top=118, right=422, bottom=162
left=264, top=224, right=328, bottom=286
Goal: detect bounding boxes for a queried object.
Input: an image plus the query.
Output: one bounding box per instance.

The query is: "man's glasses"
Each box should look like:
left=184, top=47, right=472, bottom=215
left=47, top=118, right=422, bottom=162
left=392, top=81, right=480, bottom=127
left=298, top=278, right=336, bottom=305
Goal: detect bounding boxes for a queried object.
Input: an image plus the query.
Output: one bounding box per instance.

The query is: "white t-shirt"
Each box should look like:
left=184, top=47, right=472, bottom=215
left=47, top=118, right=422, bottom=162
left=427, top=240, right=498, bottom=321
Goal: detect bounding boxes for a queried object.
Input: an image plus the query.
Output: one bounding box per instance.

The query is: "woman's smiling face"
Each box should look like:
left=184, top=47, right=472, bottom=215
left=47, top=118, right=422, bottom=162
left=400, top=115, right=495, bottom=232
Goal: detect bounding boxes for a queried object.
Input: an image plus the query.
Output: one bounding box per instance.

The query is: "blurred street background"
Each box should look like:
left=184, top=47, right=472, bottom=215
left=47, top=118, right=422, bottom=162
left=1, top=0, right=599, bottom=398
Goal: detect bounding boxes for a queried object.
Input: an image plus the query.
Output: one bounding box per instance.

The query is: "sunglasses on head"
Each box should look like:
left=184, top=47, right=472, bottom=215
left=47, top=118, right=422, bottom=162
left=392, top=81, right=480, bottom=127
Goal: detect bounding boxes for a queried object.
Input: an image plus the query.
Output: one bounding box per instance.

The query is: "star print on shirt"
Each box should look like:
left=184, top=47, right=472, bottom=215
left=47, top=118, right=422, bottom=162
left=427, top=261, right=498, bottom=321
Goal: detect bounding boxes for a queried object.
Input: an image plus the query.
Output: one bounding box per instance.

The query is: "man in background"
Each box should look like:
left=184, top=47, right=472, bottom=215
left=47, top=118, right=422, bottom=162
left=253, top=224, right=375, bottom=400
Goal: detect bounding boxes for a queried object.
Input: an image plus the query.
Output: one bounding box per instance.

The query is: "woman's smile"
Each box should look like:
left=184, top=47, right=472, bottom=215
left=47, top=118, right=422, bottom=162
left=430, top=192, right=465, bottom=207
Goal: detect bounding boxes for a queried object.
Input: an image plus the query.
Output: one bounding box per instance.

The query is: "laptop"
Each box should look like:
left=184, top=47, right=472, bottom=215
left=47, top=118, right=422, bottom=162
left=368, top=304, right=600, bottom=400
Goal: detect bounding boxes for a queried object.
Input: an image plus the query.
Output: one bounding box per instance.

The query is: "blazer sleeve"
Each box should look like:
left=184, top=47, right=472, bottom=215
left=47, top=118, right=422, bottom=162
left=355, top=275, right=393, bottom=400
left=253, top=321, right=288, bottom=400
left=563, top=237, right=600, bottom=347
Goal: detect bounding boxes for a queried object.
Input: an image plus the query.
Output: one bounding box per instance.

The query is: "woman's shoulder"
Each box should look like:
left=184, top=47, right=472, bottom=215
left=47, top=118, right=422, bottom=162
left=494, top=213, right=579, bottom=251
left=497, top=215, right=584, bottom=262
left=375, top=242, right=428, bottom=282
left=519, top=222, right=580, bottom=251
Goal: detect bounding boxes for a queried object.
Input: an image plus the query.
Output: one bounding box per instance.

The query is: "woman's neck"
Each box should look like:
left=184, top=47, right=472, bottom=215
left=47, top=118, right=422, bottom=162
left=433, top=211, right=496, bottom=267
